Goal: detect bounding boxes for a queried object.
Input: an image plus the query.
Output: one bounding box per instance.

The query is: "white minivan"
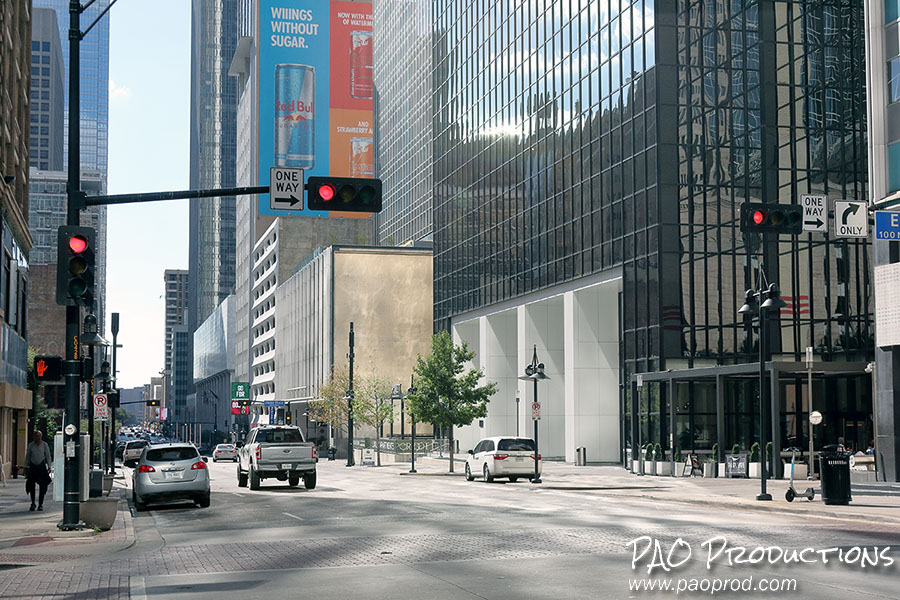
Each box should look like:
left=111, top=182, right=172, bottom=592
left=465, top=436, right=541, bottom=482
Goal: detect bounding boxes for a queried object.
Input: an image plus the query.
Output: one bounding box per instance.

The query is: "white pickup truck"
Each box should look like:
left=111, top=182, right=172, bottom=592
left=237, top=426, right=318, bottom=490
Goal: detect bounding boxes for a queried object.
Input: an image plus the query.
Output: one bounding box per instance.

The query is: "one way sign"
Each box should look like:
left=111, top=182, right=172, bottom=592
left=800, top=194, right=827, bottom=232
left=269, top=167, right=304, bottom=211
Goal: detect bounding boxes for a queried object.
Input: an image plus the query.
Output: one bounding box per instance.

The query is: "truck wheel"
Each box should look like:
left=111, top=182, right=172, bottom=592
left=249, top=467, right=261, bottom=490
left=237, top=468, right=248, bottom=488
left=304, top=472, right=317, bottom=489
left=289, top=474, right=300, bottom=487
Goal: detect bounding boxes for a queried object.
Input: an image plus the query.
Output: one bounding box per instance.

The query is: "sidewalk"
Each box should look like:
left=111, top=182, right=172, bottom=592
left=394, top=457, right=900, bottom=525
left=0, top=474, right=135, bottom=568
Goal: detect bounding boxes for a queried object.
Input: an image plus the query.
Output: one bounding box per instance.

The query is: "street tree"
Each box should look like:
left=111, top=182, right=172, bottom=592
left=308, top=365, right=351, bottom=439
left=407, top=331, right=497, bottom=472
left=352, top=369, right=394, bottom=466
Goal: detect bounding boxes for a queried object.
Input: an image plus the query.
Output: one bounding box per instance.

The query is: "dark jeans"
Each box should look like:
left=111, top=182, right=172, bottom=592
left=26, top=463, right=50, bottom=506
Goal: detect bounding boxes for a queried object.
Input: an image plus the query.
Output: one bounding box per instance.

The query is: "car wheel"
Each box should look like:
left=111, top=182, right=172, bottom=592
left=289, top=474, right=300, bottom=487
left=237, top=468, right=248, bottom=488
left=132, top=490, right=147, bottom=512
left=465, top=463, right=475, bottom=481
left=213, top=457, right=217, bottom=463
left=197, top=493, right=211, bottom=508
left=249, top=467, right=261, bottom=490
left=483, top=464, right=493, bottom=483
left=304, top=472, right=317, bottom=489
left=508, top=476, right=518, bottom=483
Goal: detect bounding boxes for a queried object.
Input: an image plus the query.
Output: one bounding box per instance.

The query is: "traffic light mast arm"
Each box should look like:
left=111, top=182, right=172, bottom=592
left=83, top=185, right=271, bottom=207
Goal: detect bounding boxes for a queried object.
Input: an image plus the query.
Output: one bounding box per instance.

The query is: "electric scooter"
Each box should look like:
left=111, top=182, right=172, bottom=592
left=785, top=447, right=815, bottom=502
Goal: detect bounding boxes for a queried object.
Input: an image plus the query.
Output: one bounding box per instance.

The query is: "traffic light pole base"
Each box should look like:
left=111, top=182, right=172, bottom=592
left=58, top=520, right=85, bottom=532
left=756, top=493, right=773, bottom=501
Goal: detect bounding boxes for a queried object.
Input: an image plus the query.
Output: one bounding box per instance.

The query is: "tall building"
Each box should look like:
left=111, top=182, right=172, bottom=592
left=0, top=0, right=34, bottom=481
left=28, top=8, right=64, bottom=172
left=373, top=0, right=433, bottom=246
left=377, top=1, right=873, bottom=467
left=164, top=269, right=189, bottom=372
left=194, top=295, right=237, bottom=441
left=188, top=0, right=239, bottom=336
left=864, top=1, right=900, bottom=481
left=33, top=0, right=110, bottom=175
left=29, top=0, right=110, bottom=334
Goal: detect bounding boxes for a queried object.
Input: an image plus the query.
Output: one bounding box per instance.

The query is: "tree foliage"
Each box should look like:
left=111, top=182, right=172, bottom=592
left=307, top=365, right=351, bottom=431
left=407, top=331, right=496, bottom=427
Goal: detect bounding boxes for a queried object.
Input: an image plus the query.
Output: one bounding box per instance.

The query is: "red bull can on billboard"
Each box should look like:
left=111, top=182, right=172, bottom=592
left=350, top=137, right=374, bottom=177
left=350, top=30, right=373, bottom=99
left=274, top=64, right=315, bottom=169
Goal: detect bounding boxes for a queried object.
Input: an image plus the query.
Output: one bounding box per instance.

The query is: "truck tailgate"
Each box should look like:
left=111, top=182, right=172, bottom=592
left=260, top=444, right=314, bottom=462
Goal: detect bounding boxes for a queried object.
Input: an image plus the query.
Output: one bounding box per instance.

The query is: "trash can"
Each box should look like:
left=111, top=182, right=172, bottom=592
left=576, top=447, right=587, bottom=466
left=89, top=468, right=104, bottom=498
left=819, top=447, right=852, bottom=505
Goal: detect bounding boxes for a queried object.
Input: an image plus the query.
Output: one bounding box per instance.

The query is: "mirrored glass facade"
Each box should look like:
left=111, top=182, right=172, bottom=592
left=431, top=1, right=872, bottom=457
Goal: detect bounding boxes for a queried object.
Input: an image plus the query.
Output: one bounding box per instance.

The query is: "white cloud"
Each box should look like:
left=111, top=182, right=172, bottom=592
left=109, top=79, right=132, bottom=101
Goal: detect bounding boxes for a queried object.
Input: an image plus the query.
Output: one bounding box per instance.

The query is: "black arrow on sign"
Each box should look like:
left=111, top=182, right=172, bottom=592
left=276, top=194, right=302, bottom=207
left=804, top=218, right=824, bottom=229
left=841, top=203, right=861, bottom=225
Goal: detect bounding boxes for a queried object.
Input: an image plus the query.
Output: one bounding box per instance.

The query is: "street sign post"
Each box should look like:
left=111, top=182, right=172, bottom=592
left=800, top=194, right=827, bottom=232
left=269, top=167, right=304, bottom=211
left=874, top=211, right=900, bottom=241
left=532, top=401, right=541, bottom=420
left=93, top=394, right=109, bottom=422
left=833, top=201, right=867, bottom=238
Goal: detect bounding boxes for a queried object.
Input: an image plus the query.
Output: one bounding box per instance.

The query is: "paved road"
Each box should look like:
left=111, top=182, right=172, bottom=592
left=8, top=458, right=900, bottom=599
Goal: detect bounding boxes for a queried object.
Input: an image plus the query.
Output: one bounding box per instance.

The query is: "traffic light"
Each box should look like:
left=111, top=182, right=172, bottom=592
left=34, top=355, right=63, bottom=382
left=147, top=399, right=160, bottom=407
left=740, top=202, right=803, bottom=235
left=56, top=226, right=95, bottom=306
left=239, top=399, right=250, bottom=408
left=285, top=411, right=292, bottom=424
left=307, top=176, right=382, bottom=213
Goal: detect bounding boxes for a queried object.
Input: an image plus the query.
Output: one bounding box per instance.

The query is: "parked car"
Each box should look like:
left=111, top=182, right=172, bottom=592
left=115, top=442, right=126, bottom=460
left=123, top=439, right=149, bottom=467
left=132, top=443, right=210, bottom=510
left=213, top=444, right=238, bottom=462
left=237, top=426, right=317, bottom=490
left=465, top=436, right=541, bottom=482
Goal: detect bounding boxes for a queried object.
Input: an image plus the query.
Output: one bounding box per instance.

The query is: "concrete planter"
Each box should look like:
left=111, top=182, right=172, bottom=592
left=783, top=462, right=808, bottom=480
left=102, top=474, right=114, bottom=494
left=645, top=461, right=657, bottom=476
left=632, top=460, right=642, bottom=474
left=704, top=462, right=716, bottom=478
left=717, top=463, right=726, bottom=478
left=656, top=461, right=671, bottom=476
left=80, top=497, right=119, bottom=531
left=749, top=462, right=761, bottom=479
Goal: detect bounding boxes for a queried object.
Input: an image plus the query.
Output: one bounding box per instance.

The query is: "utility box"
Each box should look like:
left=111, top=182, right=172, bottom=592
left=576, top=447, right=587, bottom=466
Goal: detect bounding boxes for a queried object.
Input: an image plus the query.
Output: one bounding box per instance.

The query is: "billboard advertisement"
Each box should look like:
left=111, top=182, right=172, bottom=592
left=258, top=0, right=374, bottom=217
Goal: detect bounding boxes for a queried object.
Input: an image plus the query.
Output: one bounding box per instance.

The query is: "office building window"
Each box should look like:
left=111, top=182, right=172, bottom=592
left=889, top=142, right=900, bottom=192
left=888, top=0, right=900, bottom=23
left=890, top=57, right=900, bottom=103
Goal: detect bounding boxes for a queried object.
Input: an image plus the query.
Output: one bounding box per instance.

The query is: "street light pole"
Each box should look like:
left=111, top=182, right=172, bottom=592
left=346, top=322, right=355, bottom=467
left=408, top=375, right=417, bottom=474
left=515, top=393, right=520, bottom=437
left=519, top=345, right=548, bottom=484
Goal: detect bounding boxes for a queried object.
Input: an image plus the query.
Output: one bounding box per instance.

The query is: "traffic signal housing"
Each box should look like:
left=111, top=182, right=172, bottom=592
left=307, top=176, right=382, bottom=213
left=34, top=355, right=63, bottom=382
left=285, top=411, right=292, bottom=425
left=740, top=202, right=803, bottom=235
left=56, top=226, right=95, bottom=306
left=147, top=399, right=160, bottom=407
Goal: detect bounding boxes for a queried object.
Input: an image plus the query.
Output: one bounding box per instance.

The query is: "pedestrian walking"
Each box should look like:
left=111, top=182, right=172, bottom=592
left=25, top=430, right=52, bottom=511
left=0, top=451, right=7, bottom=487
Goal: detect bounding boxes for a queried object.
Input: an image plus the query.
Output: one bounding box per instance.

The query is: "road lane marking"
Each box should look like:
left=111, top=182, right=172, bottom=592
left=283, top=512, right=303, bottom=520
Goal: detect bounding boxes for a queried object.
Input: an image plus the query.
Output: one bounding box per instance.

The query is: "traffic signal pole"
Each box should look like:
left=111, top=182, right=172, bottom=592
left=61, top=0, right=84, bottom=531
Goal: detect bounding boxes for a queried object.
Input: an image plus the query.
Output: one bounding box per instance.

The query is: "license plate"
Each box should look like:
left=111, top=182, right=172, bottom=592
left=165, top=471, right=183, bottom=480
left=515, top=457, right=524, bottom=463
left=281, top=463, right=292, bottom=470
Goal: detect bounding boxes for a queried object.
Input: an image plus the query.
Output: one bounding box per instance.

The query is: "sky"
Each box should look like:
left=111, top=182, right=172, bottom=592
left=106, top=1, right=191, bottom=389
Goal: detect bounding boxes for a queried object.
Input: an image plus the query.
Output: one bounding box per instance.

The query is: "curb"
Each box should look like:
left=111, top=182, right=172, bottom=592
left=398, top=471, right=465, bottom=477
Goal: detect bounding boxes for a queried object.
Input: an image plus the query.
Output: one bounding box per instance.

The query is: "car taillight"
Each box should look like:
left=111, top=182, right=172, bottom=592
left=191, top=461, right=207, bottom=470
left=137, top=465, right=155, bottom=473
left=312, top=446, right=318, bottom=459
left=255, top=447, right=261, bottom=460
left=530, top=454, right=542, bottom=461
left=493, top=454, right=508, bottom=460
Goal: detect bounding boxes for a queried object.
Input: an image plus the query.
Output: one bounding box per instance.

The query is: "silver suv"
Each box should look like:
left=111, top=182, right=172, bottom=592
left=132, top=443, right=210, bottom=510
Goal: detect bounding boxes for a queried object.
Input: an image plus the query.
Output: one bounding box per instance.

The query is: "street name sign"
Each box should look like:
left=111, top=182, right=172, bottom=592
left=269, top=167, right=304, bottom=211
left=833, top=201, right=867, bottom=238
left=800, top=194, right=827, bottom=232
left=263, top=400, right=286, bottom=408
left=874, top=211, right=900, bottom=241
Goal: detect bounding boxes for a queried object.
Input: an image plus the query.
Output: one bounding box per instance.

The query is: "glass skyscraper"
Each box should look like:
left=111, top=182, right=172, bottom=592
left=391, top=0, right=873, bottom=466
left=188, top=0, right=238, bottom=333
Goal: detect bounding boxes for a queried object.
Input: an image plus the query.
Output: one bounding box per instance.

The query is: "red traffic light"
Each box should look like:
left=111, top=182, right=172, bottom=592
left=318, top=183, right=336, bottom=202
left=68, top=235, right=88, bottom=253
left=752, top=210, right=766, bottom=226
